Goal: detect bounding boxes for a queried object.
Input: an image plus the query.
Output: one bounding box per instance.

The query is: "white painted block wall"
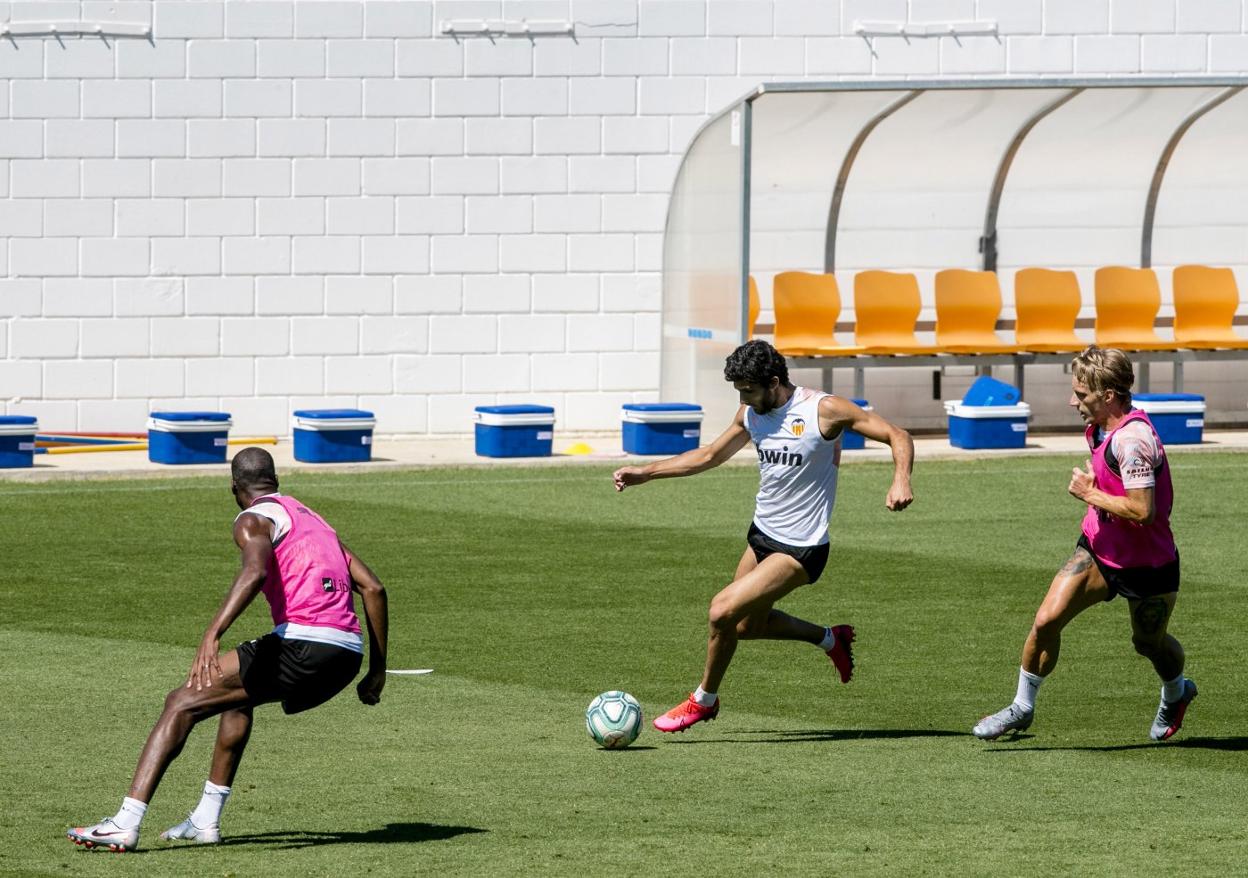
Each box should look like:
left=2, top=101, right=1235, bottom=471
left=2, top=0, right=1248, bottom=435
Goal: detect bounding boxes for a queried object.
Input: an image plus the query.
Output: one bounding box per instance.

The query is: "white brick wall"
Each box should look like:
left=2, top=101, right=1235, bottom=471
left=3, top=0, right=1248, bottom=433
left=19, top=237, right=117, bottom=279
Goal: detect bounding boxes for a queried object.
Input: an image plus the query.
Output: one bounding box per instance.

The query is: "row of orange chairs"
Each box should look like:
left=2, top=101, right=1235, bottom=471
left=747, top=265, right=1248, bottom=357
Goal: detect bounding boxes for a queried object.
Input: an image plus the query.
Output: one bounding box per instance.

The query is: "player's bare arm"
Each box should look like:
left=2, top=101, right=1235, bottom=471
left=345, top=545, right=389, bottom=706
left=818, top=396, right=914, bottom=511
left=1068, top=460, right=1156, bottom=524
left=187, top=514, right=275, bottom=692
left=613, top=407, right=752, bottom=492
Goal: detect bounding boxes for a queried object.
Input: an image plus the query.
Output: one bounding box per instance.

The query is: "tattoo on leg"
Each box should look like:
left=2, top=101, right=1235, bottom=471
left=1133, top=598, right=1169, bottom=637
left=1059, top=550, right=1095, bottom=578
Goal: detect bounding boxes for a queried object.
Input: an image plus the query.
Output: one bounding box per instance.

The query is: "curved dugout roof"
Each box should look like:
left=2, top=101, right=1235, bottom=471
left=661, top=78, right=1248, bottom=427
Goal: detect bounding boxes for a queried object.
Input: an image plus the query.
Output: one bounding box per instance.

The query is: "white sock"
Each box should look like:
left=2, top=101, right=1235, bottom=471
left=1013, top=667, right=1044, bottom=712
left=190, top=781, right=231, bottom=827
left=817, top=626, right=836, bottom=651
left=111, top=797, right=147, bottom=831
left=692, top=686, right=717, bottom=707
left=1162, top=673, right=1186, bottom=703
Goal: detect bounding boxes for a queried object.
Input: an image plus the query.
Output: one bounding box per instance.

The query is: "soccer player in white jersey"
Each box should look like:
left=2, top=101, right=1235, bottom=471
left=613, top=340, right=915, bottom=732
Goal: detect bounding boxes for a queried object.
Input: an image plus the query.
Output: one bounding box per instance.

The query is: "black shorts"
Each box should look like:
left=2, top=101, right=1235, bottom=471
left=236, top=633, right=362, bottom=715
left=1076, top=535, right=1180, bottom=602
left=747, top=523, right=829, bottom=584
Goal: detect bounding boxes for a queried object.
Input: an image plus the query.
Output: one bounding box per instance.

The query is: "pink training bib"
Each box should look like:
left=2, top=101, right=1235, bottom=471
left=1081, top=409, right=1177, bottom=569
left=251, top=494, right=361, bottom=633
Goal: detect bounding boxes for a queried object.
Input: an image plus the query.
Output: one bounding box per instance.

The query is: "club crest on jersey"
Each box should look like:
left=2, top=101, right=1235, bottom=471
left=322, top=577, right=334, bottom=592
left=788, top=417, right=805, bottom=437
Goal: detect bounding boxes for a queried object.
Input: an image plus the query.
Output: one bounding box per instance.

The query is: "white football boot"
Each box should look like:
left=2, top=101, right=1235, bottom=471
left=972, top=703, right=1034, bottom=741
left=160, top=815, right=222, bottom=844
left=67, top=818, right=140, bottom=852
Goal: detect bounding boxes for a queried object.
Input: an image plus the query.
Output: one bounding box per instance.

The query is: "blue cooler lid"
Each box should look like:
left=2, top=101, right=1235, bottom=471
left=622, top=403, right=703, bottom=412
left=1133, top=393, right=1205, bottom=402
left=150, top=410, right=231, bottom=421
left=475, top=404, right=555, bottom=415
left=0, top=415, right=37, bottom=425
left=293, top=408, right=375, bottom=419
left=960, top=376, right=1021, bottom=407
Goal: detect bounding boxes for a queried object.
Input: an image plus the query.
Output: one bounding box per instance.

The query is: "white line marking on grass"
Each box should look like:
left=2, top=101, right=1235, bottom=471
left=1, top=459, right=1243, bottom=497
left=0, top=471, right=743, bottom=496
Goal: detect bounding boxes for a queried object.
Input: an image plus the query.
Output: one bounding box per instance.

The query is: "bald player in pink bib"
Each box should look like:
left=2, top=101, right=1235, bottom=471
left=68, top=447, right=389, bottom=853
left=973, top=347, right=1195, bottom=743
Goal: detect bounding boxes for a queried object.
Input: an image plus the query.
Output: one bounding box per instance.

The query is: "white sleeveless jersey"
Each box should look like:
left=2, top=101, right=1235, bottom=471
left=744, top=387, right=841, bottom=546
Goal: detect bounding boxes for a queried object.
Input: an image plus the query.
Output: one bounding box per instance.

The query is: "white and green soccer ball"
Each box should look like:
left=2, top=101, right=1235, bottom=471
left=585, top=691, right=643, bottom=749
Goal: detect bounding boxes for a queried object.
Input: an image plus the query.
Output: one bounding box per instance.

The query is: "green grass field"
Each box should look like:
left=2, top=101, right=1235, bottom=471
left=2, top=451, right=1247, bottom=876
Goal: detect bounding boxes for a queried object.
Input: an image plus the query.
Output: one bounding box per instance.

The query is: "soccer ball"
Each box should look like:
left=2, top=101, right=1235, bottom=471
left=585, top=691, right=643, bottom=749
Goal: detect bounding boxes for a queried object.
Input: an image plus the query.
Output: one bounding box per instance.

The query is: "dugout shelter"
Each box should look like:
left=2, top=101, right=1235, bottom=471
left=662, top=78, right=1248, bottom=430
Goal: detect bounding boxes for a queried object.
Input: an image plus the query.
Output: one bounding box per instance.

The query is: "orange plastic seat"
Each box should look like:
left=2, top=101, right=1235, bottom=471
left=1013, top=268, right=1086, bottom=353
left=1172, top=265, right=1248, bottom=349
left=748, top=276, right=760, bottom=338
left=933, top=269, right=1019, bottom=354
left=852, top=270, right=941, bottom=355
left=1094, top=267, right=1176, bottom=351
left=772, top=272, right=863, bottom=357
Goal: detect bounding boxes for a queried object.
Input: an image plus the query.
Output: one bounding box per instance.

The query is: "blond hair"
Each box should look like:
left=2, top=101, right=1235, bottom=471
left=1071, top=346, right=1133, bottom=404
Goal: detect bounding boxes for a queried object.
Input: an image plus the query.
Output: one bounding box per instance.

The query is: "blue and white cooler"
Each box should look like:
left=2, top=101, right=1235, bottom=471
left=0, top=415, right=38, bottom=468
left=945, top=400, right=1031, bottom=449
left=293, top=409, right=376, bottom=463
left=473, top=404, right=555, bottom=458
left=147, top=411, right=232, bottom=465
left=945, top=375, right=1029, bottom=450
left=841, top=398, right=872, bottom=450
left=621, top=403, right=703, bottom=455
left=1133, top=393, right=1205, bottom=445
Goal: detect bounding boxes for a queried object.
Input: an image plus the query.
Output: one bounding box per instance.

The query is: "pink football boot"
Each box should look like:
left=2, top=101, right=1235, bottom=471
left=653, top=694, right=720, bottom=733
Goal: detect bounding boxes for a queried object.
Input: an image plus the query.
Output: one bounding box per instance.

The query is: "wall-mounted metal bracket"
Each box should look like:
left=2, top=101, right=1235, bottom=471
left=439, top=18, right=574, bottom=40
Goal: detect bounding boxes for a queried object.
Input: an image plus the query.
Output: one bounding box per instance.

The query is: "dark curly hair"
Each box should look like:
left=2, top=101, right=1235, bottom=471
left=723, top=340, right=789, bottom=387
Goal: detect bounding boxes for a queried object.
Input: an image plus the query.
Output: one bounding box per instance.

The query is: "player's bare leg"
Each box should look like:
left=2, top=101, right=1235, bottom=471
left=129, top=649, right=254, bottom=803
left=1129, top=594, right=1182, bottom=681
left=1021, top=548, right=1110, bottom=676
left=69, top=651, right=254, bottom=852
left=654, top=553, right=810, bottom=733
left=974, top=548, right=1109, bottom=740
left=725, top=547, right=824, bottom=642
left=161, top=705, right=253, bottom=845
left=209, top=706, right=253, bottom=788
left=703, top=552, right=810, bottom=693
left=1131, top=593, right=1196, bottom=741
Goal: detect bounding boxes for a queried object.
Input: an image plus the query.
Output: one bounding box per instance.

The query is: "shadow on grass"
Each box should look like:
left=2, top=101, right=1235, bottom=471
left=665, top=728, right=969, bottom=745
left=982, top=735, right=1248, bottom=753
left=596, top=745, right=658, bottom=752
left=143, top=822, right=486, bottom=852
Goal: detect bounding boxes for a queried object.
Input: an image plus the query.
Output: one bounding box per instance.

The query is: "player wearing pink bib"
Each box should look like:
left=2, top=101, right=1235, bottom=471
left=613, top=340, right=915, bottom=733
left=68, top=448, right=389, bottom=853
left=973, top=347, right=1195, bottom=743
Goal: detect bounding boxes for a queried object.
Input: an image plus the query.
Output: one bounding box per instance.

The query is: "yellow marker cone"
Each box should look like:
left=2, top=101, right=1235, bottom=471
left=562, top=442, right=594, bottom=456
